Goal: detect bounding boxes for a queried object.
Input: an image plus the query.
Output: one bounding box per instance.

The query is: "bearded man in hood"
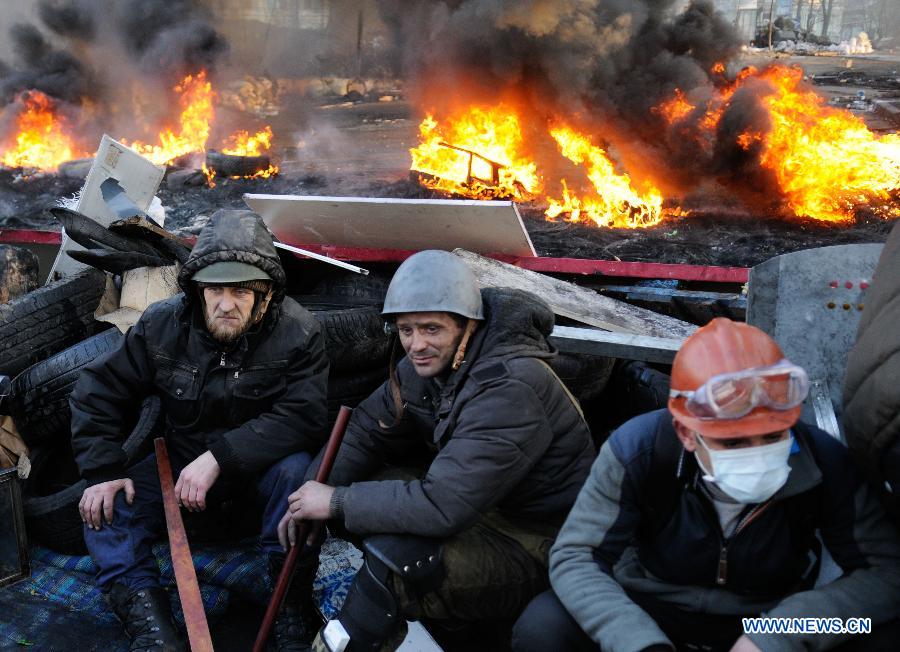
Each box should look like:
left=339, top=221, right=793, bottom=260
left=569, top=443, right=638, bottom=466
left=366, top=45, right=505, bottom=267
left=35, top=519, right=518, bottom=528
left=71, top=210, right=329, bottom=651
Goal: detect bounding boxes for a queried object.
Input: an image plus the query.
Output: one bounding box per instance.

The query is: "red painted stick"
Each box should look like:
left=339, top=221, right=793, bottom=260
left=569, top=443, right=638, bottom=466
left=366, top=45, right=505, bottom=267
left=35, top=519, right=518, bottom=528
left=253, top=406, right=353, bottom=652
left=155, top=437, right=214, bottom=652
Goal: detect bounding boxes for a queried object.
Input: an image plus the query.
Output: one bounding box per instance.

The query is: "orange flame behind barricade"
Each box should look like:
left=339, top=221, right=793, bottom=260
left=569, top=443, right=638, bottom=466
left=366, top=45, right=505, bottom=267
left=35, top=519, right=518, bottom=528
left=738, top=65, right=900, bottom=222
left=129, top=71, right=214, bottom=165
left=409, top=107, right=678, bottom=228
left=1, top=91, right=87, bottom=171
left=654, top=88, right=693, bottom=124
left=656, top=65, right=900, bottom=222
left=547, top=126, right=667, bottom=228
left=409, top=107, right=541, bottom=200
left=220, top=125, right=279, bottom=178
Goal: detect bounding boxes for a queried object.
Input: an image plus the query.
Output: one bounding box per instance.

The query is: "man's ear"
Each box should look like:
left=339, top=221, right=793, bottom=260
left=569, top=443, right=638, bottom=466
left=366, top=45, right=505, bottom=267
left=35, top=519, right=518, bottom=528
left=673, top=418, right=697, bottom=452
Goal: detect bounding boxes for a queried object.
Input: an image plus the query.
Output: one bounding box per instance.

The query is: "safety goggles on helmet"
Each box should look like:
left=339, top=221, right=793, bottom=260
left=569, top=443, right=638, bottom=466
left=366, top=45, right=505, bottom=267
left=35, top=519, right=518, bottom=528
left=668, top=359, right=809, bottom=420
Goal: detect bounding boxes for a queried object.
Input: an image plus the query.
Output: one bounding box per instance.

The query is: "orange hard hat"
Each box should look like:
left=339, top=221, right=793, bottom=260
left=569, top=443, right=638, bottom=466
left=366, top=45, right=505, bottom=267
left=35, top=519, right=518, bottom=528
left=668, top=318, right=802, bottom=438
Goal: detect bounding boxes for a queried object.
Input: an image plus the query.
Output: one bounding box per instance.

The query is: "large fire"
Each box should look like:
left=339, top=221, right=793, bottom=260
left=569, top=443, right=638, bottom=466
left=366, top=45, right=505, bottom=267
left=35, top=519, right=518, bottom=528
left=129, top=71, right=215, bottom=165
left=547, top=127, right=667, bottom=228
left=0, top=70, right=278, bottom=183
left=0, top=91, right=88, bottom=171
left=409, top=106, right=677, bottom=228
left=660, top=64, right=900, bottom=223
left=412, top=64, right=900, bottom=227
left=740, top=65, right=899, bottom=222
left=129, top=71, right=278, bottom=180
left=410, top=107, right=540, bottom=200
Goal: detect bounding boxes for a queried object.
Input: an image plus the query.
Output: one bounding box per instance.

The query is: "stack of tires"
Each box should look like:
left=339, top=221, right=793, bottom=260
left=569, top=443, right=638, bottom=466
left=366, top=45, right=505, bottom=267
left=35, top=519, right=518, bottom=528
left=0, top=269, right=135, bottom=554
left=292, top=271, right=395, bottom=422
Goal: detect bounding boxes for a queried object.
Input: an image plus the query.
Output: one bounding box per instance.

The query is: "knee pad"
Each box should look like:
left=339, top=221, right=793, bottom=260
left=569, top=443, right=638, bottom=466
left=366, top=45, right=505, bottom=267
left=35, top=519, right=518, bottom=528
left=333, top=553, right=398, bottom=651
left=362, top=534, right=445, bottom=594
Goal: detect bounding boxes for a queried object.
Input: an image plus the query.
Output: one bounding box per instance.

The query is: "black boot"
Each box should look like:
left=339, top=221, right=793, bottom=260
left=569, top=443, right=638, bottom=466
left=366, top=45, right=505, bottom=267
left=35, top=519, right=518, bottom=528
left=269, top=551, right=322, bottom=652
left=108, top=584, right=185, bottom=652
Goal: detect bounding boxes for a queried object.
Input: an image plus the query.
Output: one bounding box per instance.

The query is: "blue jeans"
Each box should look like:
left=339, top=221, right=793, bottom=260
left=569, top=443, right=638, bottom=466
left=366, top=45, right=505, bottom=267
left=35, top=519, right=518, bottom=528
left=84, top=450, right=311, bottom=591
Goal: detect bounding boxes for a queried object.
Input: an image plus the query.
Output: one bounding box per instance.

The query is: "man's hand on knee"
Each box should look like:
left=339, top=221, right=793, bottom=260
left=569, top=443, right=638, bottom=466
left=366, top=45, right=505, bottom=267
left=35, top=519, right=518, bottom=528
left=277, top=481, right=335, bottom=549
left=174, top=451, right=220, bottom=512
left=79, top=479, right=135, bottom=530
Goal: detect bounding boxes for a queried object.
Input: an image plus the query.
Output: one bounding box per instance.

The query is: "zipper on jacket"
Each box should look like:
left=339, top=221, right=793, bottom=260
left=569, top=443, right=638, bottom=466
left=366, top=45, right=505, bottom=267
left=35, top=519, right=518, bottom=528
left=716, top=545, right=728, bottom=585
left=712, top=501, right=770, bottom=587
left=219, top=352, right=226, bottom=367
left=234, top=370, right=240, bottom=379
left=696, top=476, right=772, bottom=588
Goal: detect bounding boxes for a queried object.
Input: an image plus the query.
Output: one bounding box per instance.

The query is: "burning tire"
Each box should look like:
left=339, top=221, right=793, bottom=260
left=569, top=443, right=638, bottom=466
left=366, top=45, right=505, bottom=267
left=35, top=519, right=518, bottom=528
left=294, top=301, right=392, bottom=373
left=0, top=268, right=108, bottom=378
left=8, top=329, right=124, bottom=448
left=205, top=150, right=271, bottom=177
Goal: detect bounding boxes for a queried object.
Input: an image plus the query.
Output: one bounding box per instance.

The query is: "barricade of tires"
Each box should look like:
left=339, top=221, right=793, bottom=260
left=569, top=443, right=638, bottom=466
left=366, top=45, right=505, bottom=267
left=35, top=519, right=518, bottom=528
left=4, top=265, right=618, bottom=554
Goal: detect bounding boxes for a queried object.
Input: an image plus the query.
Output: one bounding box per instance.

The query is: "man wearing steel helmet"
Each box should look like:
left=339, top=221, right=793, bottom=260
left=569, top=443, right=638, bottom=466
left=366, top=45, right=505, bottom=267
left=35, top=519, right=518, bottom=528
left=70, top=210, right=329, bottom=651
left=513, top=318, right=900, bottom=652
left=278, top=249, right=595, bottom=650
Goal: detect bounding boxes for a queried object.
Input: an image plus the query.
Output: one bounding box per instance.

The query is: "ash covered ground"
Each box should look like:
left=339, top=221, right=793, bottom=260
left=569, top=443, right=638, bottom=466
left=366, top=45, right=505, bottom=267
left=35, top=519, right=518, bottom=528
left=2, top=168, right=894, bottom=269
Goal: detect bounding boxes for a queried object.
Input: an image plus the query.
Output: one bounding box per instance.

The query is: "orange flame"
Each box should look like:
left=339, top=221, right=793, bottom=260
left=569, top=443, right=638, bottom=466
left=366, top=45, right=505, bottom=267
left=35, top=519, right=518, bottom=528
left=409, top=107, right=672, bottom=228
left=129, top=71, right=214, bottom=165
left=128, top=71, right=279, bottom=184
left=547, top=126, right=667, bottom=228
left=1, top=91, right=87, bottom=170
left=654, top=88, right=693, bottom=124
left=654, top=64, right=900, bottom=222
left=220, top=125, right=279, bottom=178
left=409, top=107, right=541, bottom=200
left=739, top=65, right=900, bottom=222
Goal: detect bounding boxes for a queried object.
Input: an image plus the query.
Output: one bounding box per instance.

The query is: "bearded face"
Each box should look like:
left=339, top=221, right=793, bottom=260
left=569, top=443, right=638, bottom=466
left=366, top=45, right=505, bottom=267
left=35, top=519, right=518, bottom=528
left=202, top=286, right=256, bottom=344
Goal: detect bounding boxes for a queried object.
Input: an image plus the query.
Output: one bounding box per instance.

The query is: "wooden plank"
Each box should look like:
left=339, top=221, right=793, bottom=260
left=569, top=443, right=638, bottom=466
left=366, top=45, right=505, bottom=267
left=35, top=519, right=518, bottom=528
left=244, top=194, right=536, bottom=257
left=454, top=249, right=697, bottom=339
left=550, top=326, right=683, bottom=364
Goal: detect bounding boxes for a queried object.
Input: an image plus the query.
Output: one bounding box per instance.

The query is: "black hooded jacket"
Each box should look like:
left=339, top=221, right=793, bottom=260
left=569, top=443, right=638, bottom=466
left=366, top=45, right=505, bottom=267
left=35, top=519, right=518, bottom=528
left=70, top=210, right=329, bottom=485
left=325, top=287, right=596, bottom=537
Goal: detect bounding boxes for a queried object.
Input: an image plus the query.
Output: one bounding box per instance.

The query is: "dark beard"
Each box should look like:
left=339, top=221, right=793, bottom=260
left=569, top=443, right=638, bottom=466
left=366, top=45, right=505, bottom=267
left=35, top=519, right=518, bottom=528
left=204, top=311, right=251, bottom=344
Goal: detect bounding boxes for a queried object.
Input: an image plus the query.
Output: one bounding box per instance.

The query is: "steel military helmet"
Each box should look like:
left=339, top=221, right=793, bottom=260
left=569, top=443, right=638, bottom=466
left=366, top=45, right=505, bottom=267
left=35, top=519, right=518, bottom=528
left=382, top=250, right=484, bottom=320
left=191, top=261, right=272, bottom=284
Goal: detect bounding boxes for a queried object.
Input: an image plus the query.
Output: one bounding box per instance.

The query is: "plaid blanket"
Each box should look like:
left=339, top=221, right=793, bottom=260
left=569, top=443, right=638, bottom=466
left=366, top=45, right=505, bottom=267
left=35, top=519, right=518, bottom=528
left=0, top=536, right=362, bottom=649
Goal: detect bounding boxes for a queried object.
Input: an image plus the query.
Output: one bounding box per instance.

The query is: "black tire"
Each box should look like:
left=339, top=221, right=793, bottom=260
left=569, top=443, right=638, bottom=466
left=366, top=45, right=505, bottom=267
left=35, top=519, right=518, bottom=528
left=292, top=300, right=392, bottom=373
left=549, top=352, right=616, bottom=403
left=21, top=396, right=163, bottom=555
left=22, top=444, right=87, bottom=555
left=0, top=268, right=109, bottom=378
left=8, top=328, right=123, bottom=449
left=327, top=366, right=388, bottom=423
left=49, top=207, right=159, bottom=256
left=205, top=151, right=270, bottom=177
left=306, top=270, right=392, bottom=306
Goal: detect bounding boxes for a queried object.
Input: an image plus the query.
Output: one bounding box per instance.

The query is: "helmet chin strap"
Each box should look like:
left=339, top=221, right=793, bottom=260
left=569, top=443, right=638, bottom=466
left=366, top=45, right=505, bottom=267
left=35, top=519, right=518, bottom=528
left=451, top=319, right=479, bottom=371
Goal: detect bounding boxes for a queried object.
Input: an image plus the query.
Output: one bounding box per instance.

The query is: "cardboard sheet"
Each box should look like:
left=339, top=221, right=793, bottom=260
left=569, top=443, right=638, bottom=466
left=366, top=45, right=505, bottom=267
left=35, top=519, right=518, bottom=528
left=244, top=194, right=537, bottom=257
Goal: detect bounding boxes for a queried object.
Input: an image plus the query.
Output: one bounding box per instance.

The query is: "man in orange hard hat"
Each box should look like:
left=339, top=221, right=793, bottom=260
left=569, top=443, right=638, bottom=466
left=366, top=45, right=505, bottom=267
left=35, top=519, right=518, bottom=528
left=513, top=317, right=900, bottom=652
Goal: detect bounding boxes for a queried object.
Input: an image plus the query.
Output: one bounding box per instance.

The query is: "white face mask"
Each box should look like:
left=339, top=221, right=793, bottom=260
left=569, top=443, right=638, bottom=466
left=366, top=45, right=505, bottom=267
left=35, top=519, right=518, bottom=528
left=694, top=434, right=793, bottom=504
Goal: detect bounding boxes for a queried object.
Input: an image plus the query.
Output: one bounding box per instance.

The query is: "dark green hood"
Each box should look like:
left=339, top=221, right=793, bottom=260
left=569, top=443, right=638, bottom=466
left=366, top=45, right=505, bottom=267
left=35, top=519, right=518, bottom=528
left=178, top=209, right=286, bottom=303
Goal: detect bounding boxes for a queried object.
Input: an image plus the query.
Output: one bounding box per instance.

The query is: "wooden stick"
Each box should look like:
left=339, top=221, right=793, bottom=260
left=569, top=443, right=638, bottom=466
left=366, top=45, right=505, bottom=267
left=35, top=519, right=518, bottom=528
left=155, top=438, right=214, bottom=652
left=253, top=406, right=353, bottom=652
